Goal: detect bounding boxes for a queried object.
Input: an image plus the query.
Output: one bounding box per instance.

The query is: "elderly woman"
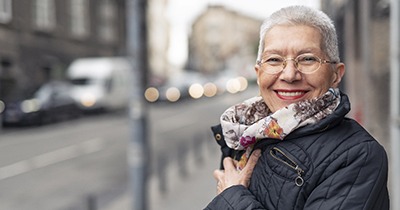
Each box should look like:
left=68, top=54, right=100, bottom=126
left=205, top=5, right=389, bottom=210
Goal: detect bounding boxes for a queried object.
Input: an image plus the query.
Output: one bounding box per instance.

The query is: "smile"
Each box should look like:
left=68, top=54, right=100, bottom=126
left=276, top=90, right=307, bottom=100
left=277, top=91, right=304, bottom=97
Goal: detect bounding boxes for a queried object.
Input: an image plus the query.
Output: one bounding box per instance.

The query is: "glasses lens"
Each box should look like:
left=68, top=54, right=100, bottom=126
left=296, top=54, right=321, bottom=73
left=262, top=55, right=284, bottom=74
left=260, top=54, right=323, bottom=74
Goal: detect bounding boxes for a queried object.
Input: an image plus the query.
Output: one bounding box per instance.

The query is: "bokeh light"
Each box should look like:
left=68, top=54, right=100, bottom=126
left=226, top=78, right=241, bottom=94
left=189, top=83, right=204, bottom=99
left=144, top=87, right=160, bottom=102
left=203, top=82, right=218, bottom=97
left=237, top=76, right=248, bottom=91
left=166, top=87, right=181, bottom=102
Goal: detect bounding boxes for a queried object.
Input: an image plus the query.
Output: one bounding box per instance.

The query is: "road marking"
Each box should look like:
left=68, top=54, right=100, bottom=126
left=0, top=138, right=105, bottom=181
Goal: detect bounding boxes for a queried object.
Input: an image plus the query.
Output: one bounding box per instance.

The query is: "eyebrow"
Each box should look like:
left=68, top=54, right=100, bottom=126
left=263, top=48, right=322, bottom=56
left=262, top=49, right=282, bottom=55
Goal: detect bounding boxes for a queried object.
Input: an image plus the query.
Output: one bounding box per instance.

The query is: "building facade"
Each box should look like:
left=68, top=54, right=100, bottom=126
left=147, top=0, right=170, bottom=85
left=321, top=0, right=390, bottom=147
left=0, top=0, right=127, bottom=99
left=187, top=5, right=262, bottom=78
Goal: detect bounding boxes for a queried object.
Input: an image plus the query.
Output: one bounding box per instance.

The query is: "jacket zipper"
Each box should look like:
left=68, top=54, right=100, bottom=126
left=270, top=147, right=304, bottom=187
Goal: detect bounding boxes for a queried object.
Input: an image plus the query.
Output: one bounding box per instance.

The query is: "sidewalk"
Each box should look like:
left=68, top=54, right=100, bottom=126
left=102, top=140, right=220, bottom=210
left=101, top=87, right=260, bottom=210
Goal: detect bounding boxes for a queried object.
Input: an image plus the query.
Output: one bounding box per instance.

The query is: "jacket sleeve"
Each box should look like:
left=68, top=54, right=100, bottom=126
left=304, top=140, right=389, bottom=210
left=204, top=185, right=267, bottom=210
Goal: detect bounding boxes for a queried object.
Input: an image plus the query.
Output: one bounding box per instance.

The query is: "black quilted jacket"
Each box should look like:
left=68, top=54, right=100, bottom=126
left=205, top=92, right=389, bottom=210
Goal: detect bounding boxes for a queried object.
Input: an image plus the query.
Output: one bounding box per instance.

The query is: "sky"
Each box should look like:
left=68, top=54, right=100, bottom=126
left=166, top=0, right=321, bottom=67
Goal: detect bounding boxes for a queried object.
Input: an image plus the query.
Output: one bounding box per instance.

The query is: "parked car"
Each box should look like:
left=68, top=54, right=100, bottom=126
left=2, top=81, right=81, bottom=126
left=66, top=57, right=132, bottom=112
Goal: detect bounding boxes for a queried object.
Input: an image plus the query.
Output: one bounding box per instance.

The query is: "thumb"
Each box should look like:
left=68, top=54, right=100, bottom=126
left=213, top=169, right=224, bottom=181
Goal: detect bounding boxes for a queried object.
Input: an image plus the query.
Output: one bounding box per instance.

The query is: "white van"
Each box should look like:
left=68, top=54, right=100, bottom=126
left=66, top=57, right=132, bottom=112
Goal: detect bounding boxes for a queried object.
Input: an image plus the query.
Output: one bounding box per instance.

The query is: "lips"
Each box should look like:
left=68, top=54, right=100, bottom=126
left=275, top=90, right=307, bottom=100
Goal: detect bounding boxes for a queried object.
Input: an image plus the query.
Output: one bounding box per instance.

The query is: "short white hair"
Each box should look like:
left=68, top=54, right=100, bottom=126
left=256, top=5, right=339, bottom=63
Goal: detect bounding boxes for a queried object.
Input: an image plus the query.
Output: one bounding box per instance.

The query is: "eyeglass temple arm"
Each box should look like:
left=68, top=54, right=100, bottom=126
left=323, top=60, right=338, bottom=64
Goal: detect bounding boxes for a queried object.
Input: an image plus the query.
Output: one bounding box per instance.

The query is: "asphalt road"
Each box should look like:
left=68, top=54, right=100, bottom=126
left=0, top=112, right=130, bottom=210
left=0, top=85, right=258, bottom=210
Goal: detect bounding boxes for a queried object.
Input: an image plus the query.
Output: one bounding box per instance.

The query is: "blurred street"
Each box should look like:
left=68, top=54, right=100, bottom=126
left=0, top=0, right=397, bottom=209
left=0, top=84, right=258, bottom=210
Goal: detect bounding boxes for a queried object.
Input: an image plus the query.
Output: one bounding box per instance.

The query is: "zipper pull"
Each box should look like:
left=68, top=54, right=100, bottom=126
left=295, top=165, right=304, bottom=187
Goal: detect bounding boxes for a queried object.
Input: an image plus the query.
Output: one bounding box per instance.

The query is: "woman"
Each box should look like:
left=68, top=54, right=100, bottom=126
left=205, top=5, right=389, bottom=210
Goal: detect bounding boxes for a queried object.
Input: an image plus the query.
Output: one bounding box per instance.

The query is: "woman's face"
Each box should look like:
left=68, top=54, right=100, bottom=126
left=255, top=25, right=345, bottom=113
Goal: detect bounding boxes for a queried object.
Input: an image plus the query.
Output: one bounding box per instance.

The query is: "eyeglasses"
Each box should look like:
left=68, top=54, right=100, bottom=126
left=256, top=54, right=338, bottom=74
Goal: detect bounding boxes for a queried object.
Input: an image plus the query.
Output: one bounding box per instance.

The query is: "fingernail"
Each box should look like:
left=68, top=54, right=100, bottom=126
left=254, top=149, right=261, bottom=157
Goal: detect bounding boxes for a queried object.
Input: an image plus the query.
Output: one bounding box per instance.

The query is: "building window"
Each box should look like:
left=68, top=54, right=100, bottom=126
left=0, top=0, right=12, bottom=23
left=71, top=0, right=89, bottom=37
left=34, top=0, right=56, bottom=30
left=98, top=0, right=117, bottom=43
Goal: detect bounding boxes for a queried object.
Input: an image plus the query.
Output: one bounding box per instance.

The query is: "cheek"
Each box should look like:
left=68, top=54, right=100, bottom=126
left=258, top=74, right=278, bottom=107
left=324, top=72, right=337, bottom=87
left=257, top=73, right=276, bottom=88
left=306, top=73, right=335, bottom=93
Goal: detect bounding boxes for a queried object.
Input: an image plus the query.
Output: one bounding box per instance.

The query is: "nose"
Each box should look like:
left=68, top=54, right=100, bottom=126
left=283, top=58, right=298, bottom=69
left=280, top=59, right=301, bottom=83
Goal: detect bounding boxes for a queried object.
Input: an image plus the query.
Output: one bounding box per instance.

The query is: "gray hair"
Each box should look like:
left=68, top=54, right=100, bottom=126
left=256, top=5, right=340, bottom=63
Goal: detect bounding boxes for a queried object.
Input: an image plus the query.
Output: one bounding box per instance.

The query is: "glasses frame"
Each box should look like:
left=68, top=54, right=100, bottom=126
left=256, top=54, right=338, bottom=74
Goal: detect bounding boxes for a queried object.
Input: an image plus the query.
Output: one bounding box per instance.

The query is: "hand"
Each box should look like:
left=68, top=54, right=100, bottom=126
left=214, top=149, right=261, bottom=195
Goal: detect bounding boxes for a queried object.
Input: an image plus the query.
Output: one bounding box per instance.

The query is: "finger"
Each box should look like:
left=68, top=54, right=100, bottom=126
left=222, top=157, right=236, bottom=172
left=237, top=150, right=261, bottom=187
left=242, top=149, right=261, bottom=173
left=213, top=170, right=224, bottom=195
left=232, top=159, right=239, bottom=167
left=216, top=180, right=223, bottom=195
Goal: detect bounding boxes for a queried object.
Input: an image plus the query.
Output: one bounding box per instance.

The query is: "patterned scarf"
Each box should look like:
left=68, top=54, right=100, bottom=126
left=220, top=88, right=341, bottom=170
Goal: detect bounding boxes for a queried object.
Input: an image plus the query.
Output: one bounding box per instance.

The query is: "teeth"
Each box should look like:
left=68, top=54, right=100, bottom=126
left=278, top=91, right=304, bottom=97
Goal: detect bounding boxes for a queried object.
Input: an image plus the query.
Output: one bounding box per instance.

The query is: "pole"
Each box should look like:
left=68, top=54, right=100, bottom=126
left=390, top=0, right=400, bottom=209
left=126, top=0, right=149, bottom=209
left=0, top=101, right=3, bottom=132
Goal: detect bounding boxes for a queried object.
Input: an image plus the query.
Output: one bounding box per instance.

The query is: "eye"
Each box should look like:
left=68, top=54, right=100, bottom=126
left=265, top=56, right=284, bottom=66
left=297, top=54, right=319, bottom=65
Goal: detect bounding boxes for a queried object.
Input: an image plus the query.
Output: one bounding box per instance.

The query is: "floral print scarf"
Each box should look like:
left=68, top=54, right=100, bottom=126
left=220, top=88, right=341, bottom=170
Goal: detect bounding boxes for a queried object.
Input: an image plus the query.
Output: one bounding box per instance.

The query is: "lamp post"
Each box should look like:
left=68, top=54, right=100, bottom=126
left=126, top=0, right=149, bottom=209
left=390, top=0, right=400, bottom=209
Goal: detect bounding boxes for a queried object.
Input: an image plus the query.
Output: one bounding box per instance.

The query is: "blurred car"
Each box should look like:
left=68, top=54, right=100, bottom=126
left=2, top=81, right=81, bottom=126
left=66, top=57, right=132, bottom=112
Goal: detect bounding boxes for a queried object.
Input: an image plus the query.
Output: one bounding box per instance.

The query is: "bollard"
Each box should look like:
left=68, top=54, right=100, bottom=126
left=157, top=153, right=168, bottom=193
left=177, top=142, right=189, bottom=178
left=87, top=194, right=97, bottom=210
left=193, top=133, right=205, bottom=165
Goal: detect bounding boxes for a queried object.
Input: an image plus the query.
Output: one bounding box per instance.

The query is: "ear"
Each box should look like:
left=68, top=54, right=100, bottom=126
left=255, top=64, right=261, bottom=85
left=331, top=63, right=345, bottom=88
